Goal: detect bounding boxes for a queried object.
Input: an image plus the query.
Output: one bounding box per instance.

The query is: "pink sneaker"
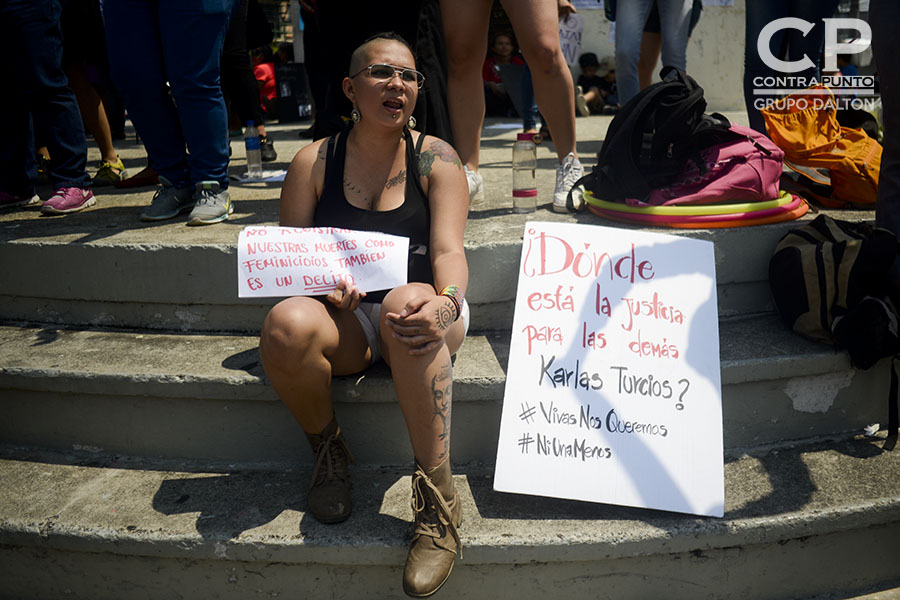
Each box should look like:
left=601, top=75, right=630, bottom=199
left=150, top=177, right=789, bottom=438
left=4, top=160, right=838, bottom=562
left=0, top=191, right=40, bottom=209
left=41, top=187, right=95, bottom=215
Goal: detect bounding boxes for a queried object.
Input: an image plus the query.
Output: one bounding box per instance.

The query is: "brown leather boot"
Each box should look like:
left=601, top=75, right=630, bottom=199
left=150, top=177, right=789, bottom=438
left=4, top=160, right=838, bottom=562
left=402, top=459, right=462, bottom=597
left=305, top=417, right=353, bottom=524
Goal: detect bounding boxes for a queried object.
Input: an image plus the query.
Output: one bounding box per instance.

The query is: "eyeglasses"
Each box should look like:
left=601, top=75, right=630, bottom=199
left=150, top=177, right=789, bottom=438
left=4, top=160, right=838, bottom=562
left=350, top=63, right=425, bottom=88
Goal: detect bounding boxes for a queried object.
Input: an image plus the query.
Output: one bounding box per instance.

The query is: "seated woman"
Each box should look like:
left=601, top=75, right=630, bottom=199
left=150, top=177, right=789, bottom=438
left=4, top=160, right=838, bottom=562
left=258, top=33, right=470, bottom=598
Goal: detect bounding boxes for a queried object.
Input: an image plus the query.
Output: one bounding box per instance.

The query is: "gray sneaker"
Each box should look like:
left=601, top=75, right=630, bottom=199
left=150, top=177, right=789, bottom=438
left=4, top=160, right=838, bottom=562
left=187, top=181, right=232, bottom=226
left=140, top=176, right=194, bottom=221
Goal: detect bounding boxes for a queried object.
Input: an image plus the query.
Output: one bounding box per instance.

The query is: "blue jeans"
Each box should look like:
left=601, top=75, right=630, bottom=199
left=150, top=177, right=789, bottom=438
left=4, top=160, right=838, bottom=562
left=743, top=0, right=840, bottom=133
left=615, top=0, right=691, bottom=105
left=520, top=64, right=545, bottom=131
left=0, top=0, right=91, bottom=197
left=101, top=0, right=235, bottom=188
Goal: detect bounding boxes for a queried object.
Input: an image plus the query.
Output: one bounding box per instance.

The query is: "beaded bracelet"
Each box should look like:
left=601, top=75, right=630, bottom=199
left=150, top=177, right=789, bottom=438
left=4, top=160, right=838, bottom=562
left=439, top=285, right=463, bottom=321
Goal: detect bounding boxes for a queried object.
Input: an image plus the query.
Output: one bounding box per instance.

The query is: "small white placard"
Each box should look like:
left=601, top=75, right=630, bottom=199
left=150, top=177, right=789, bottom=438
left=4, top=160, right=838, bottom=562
left=559, top=13, right=585, bottom=67
left=237, top=226, right=409, bottom=298
left=494, top=222, right=724, bottom=517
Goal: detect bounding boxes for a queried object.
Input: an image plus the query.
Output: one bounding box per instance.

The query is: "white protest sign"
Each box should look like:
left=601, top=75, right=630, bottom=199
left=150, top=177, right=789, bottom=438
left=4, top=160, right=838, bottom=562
left=237, top=226, right=409, bottom=298
left=494, top=222, right=724, bottom=517
left=559, top=13, right=585, bottom=67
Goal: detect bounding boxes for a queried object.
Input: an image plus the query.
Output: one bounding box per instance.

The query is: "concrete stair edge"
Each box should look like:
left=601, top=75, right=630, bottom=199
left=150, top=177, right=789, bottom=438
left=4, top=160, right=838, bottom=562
left=1, top=438, right=899, bottom=566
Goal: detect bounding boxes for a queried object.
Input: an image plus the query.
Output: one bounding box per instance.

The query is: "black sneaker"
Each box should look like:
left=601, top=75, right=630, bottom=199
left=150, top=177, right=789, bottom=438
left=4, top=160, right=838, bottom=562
left=260, top=135, right=277, bottom=162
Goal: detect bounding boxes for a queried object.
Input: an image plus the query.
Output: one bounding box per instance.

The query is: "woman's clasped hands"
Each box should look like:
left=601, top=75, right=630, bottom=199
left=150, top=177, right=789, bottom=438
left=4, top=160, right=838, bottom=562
left=386, top=293, right=457, bottom=355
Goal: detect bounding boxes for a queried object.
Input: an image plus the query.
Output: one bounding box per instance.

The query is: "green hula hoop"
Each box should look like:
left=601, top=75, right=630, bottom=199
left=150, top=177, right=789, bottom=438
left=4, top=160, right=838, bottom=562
left=584, top=190, right=792, bottom=216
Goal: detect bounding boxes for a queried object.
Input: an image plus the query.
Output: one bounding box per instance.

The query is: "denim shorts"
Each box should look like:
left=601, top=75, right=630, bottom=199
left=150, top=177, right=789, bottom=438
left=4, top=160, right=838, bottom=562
left=353, top=299, right=471, bottom=364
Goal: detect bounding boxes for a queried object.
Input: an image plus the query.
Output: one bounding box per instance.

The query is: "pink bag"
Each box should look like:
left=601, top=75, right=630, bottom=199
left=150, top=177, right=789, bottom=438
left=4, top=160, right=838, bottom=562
left=628, top=124, right=784, bottom=206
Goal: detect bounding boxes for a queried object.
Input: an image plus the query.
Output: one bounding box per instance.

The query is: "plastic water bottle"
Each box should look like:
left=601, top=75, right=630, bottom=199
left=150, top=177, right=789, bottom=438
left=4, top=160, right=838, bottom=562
left=512, top=133, right=538, bottom=213
left=244, top=120, right=263, bottom=179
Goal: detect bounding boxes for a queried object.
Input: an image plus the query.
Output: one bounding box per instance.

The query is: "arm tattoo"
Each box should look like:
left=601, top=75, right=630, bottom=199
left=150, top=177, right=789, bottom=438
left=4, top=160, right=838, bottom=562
left=418, top=151, right=435, bottom=177
left=435, top=302, right=454, bottom=331
left=428, top=139, right=462, bottom=170
left=430, top=360, right=453, bottom=460
left=385, top=169, right=406, bottom=189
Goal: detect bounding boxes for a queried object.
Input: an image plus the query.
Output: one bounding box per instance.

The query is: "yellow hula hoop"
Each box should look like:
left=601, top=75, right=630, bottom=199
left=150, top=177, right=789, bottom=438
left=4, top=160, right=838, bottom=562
left=583, top=190, right=793, bottom=216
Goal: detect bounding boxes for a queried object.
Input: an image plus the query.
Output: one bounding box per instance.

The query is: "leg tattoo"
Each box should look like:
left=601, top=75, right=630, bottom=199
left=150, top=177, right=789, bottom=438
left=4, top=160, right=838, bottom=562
left=430, top=359, right=453, bottom=460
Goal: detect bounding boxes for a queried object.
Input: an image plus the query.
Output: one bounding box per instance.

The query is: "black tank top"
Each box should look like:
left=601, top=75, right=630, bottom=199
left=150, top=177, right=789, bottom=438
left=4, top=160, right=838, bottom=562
left=315, top=126, right=433, bottom=302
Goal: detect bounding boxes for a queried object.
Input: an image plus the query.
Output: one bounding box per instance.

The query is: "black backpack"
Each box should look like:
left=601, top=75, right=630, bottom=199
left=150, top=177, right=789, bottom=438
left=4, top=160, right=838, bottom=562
left=568, top=67, right=740, bottom=210
left=769, top=215, right=900, bottom=448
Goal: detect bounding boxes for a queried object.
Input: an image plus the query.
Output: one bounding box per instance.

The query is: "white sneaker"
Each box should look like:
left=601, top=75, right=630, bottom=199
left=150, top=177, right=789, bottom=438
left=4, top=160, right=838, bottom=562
left=553, top=153, right=584, bottom=213
left=464, top=165, right=484, bottom=206
left=575, top=85, right=590, bottom=117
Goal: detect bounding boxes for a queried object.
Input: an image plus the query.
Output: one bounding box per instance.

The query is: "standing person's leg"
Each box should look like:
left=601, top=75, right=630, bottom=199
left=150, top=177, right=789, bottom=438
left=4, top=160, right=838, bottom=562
left=656, top=0, right=691, bottom=74
left=871, top=0, right=900, bottom=240
left=787, top=0, right=840, bottom=79
left=638, top=2, right=662, bottom=90
left=743, top=0, right=785, bottom=134
left=158, top=0, right=235, bottom=225
left=439, top=0, right=492, bottom=203
left=64, top=63, right=127, bottom=184
left=103, top=0, right=192, bottom=187
left=502, top=0, right=584, bottom=211
left=616, top=0, right=655, bottom=105
left=158, top=0, right=233, bottom=189
left=0, top=5, right=38, bottom=205
left=60, top=0, right=125, bottom=185
left=638, top=32, right=662, bottom=90
left=503, top=0, right=576, bottom=160
left=220, top=0, right=275, bottom=160
left=2, top=0, right=93, bottom=213
left=521, top=63, right=540, bottom=132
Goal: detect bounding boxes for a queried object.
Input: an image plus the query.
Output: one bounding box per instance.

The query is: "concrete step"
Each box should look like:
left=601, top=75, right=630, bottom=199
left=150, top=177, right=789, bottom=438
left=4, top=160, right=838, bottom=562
left=0, top=190, right=876, bottom=332
left=1, top=314, right=891, bottom=465
left=1, top=438, right=899, bottom=600
left=0, top=115, right=876, bottom=332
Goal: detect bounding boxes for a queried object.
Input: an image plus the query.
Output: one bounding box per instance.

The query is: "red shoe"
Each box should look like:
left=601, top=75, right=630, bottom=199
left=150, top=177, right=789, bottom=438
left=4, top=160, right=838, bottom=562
left=114, top=166, right=159, bottom=189
left=41, top=187, right=95, bottom=215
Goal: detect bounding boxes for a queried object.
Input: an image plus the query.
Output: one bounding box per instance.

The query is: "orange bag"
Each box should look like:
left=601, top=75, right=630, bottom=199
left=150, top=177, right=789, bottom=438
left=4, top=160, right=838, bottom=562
left=761, top=86, right=881, bottom=208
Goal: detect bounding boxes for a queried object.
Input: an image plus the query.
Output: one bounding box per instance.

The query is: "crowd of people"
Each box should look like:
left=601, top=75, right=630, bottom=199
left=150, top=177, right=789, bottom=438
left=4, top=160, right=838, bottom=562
left=2, top=0, right=898, bottom=597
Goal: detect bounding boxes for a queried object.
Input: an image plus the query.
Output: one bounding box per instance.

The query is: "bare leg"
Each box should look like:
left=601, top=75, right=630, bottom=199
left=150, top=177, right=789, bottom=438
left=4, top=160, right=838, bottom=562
left=64, top=61, right=119, bottom=165
left=503, top=0, right=577, bottom=161
left=638, top=32, right=662, bottom=90
left=439, top=0, right=492, bottom=171
left=380, top=284, right=466, bottom=470
left=259, top=296, right=371, bottom=435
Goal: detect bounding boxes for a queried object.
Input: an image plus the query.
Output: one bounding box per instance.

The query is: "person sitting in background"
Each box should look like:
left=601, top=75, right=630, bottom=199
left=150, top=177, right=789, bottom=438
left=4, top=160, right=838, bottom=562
left=482, top=31, right=524, bottom=118
left=575, top=53, right=618, bottom=115
left=251, top=45, right=278, bottom=118
left=258, top=33, right=470, bottom=598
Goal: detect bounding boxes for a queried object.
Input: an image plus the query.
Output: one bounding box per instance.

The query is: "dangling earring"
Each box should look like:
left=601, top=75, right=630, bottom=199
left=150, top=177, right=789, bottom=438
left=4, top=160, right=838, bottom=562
left=351, top=108, right=361, bottom=123
left=407, top=115, right=417, bottom=129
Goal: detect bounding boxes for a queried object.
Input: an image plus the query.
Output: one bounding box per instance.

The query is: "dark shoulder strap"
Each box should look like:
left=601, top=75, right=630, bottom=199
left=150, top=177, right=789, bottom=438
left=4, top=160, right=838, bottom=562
left=323, top=130, right=349, bottom=193
left=405, top=128, right=429, bottom=204
left=415, top=129, right=426, bottom=153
